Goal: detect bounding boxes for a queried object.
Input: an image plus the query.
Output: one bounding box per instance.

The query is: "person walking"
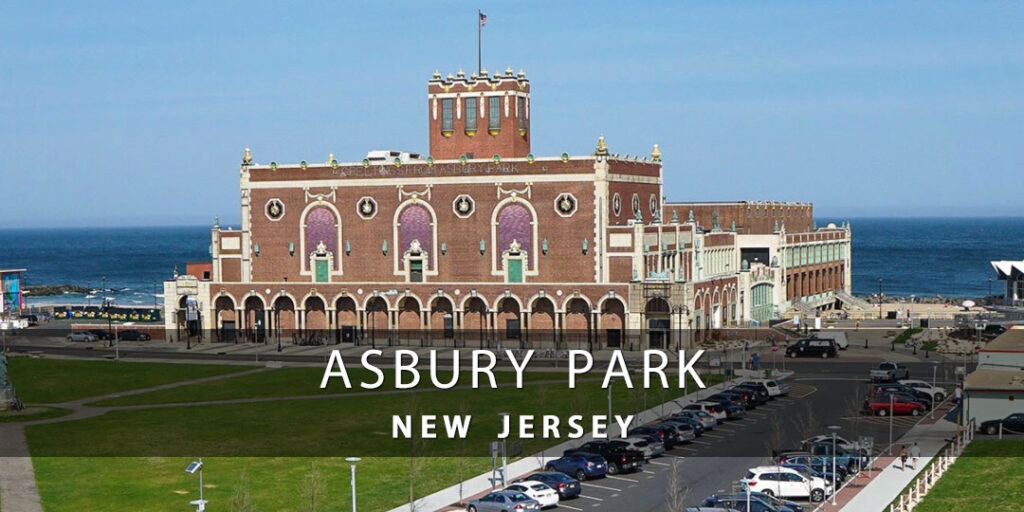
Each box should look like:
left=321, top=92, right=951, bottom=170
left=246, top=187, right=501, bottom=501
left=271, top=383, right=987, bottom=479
left=752, top=352, right=760, bottom=370
left=899, top=445, right=909, bottom=470
left=909, top=442, right=921, bottom=470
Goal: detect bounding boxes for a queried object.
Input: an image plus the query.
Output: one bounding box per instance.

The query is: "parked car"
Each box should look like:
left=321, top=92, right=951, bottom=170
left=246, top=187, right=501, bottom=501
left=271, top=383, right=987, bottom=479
left=785, top=338, right=838, bottom=359
left=732, top=384, right=769, bottom=405
left=607, top=436, right=665, bottom=459
left=561, top=438, right=638, bottom=473
left=544, top=454, right=608, bottom=481
left=673, top=410, right=717, bottom=430
left=741, top=379, right=790, bottom=398
left=897, top=379, right=947, bottom=402
left=870, top=362, right=910, bottom=382
left=512, top=472, right=581, bottom=500
left=66, top=331, right=98, bottom=342
left=564, top=441, right=644, bottom=475
left=685, top=401, right=729, bottom=422
left=805, top=442, right=870, bottom=471
left=712, top=390, right=754, bottom=409
left=685, top=507, right=743, bottom=512
left=656, top=420, right=697, bottom=443
left=782, top=463, right=844, bottom=487
left=740, top=465, right=832, bottom=502
left=705, top=492, right=803, bottom=512
left=701, top=495, right=785, bottom=512
left=702, top=396, right=747, bottom=420
left=117, top=329, right=151, bottom=341
left=629, top=425, right=681, bottom=449
left=666, top=414, right=706, bottom=436
left=801, top=435, right=863, bottom=453
left=865, top=393, right=927, bottom=417
left=872, top=383, right=932, bottom=403
left=467, top=490, right=541, bottom=512
left=778, top=456, right=848, bottom=482
left=503, top=482, right=559, bottom=509
left=85, top=329, right=114, bottom=340
left=979, top=413, right=1024, bottom=435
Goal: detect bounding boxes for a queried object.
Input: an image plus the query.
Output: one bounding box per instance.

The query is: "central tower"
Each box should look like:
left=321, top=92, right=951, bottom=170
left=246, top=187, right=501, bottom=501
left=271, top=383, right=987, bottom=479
left=427, top=67, right=531, bottom=160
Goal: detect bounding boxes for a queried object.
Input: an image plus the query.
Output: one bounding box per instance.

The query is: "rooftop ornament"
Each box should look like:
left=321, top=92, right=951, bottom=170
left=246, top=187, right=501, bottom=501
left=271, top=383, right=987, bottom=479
left=526, top=153, right=535, bottom=164
left=270, top=161, right=278, bottom=171
left=560, top=152, right=569, bottom=163
left=493, top=154, right=501, bottom=164
left=362, top=158, right=370, bottom=168
left=671, top=210, right=679, bottom=223
left=595, top=136, right=609, bottom=156
left=651, top=144, right=661, bottom=162
left=242, top=147, right=252, bottom=165
left=300, top=160, right=308, bottom=170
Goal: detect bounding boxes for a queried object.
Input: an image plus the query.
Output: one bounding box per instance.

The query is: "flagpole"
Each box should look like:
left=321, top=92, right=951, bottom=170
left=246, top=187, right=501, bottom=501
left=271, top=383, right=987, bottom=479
left=477, top=9, right=482, bottom=75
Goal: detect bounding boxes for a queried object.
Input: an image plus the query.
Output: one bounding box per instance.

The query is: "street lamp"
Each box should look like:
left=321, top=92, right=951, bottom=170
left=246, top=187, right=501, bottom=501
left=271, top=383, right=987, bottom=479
left=103, top=297, right=114, bottom=348
left=887, top=394, right=895, bottom=455
left=185, top=459, right=207, bottom=512
left=497, top=412, right=509, bottom=487
left=827, top=425, right=841, bottom=505
left=345, top=457, right=360, bottom=512
left=877, top=278, right=883, bottom=320
left=931, top=361, right=940, bottom=419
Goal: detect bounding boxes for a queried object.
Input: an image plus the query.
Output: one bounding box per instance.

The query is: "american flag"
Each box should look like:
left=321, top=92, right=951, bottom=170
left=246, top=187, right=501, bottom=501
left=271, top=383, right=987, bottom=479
left=479, top=12, right=487, bottom=27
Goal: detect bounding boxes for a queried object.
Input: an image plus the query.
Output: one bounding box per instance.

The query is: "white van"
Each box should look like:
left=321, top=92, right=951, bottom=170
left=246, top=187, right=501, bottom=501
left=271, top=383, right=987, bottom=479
left=813, top=331, right=849, bottom=350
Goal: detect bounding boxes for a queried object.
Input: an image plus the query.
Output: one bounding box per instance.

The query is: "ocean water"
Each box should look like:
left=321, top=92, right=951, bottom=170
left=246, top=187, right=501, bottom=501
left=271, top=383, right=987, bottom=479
left=1, top=218, right=1021, bottom=306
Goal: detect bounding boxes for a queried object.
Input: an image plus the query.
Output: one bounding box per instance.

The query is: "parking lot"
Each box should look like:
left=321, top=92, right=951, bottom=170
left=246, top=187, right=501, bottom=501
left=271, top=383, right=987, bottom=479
left=505, top=359, right=957, bottom=512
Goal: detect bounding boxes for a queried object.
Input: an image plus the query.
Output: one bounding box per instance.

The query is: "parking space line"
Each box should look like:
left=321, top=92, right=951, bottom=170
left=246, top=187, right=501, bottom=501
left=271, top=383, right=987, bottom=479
left=675, top=447, right=698, bottom=453
left=606, top=475, right=639, bottom=483
left=577, top=494, right=603, bottom=501
left=581, top=482, right=622, bottom=492
left=692, top=440, right=712, bottom=445
left=557, top=504, right=584, bottom=510
left=702, top=433, right=727, bottom=439
left=649, top=461, right=672, bottom=467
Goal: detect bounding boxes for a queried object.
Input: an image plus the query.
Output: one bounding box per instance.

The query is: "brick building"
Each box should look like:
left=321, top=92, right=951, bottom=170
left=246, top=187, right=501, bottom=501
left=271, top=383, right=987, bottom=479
left=163, top=67, right=853, bottom=349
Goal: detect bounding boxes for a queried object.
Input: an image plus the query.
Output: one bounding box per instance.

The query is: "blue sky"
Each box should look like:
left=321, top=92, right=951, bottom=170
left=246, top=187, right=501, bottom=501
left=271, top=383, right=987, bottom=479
left=2, top=2, right=1022, bottom=227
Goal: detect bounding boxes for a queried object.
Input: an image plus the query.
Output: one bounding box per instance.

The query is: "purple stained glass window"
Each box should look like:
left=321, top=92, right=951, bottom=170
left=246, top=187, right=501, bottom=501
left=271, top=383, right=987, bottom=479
left=497, top=203, right=533, bottom=270
left=304, top=206, right=338, bottom=269
left=399, top=205, right=433, bottom=269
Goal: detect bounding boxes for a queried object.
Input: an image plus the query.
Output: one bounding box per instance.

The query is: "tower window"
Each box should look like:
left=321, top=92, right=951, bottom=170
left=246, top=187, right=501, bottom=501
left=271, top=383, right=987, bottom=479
left=488, top=96, right=501, bottom=133
left=465, top=97, right=477, bottom=134
left=517, top=96, right=526, bottom=133
left=441, top=98, right=454, bottom=135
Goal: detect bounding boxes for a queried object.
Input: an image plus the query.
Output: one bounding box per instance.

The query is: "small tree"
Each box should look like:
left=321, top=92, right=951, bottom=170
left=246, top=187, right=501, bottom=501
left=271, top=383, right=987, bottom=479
left=665, top=457, right=690, bottom=512
left=230, top=468, right=253, bottom=512
left=302, top=461, right=324, bottom=512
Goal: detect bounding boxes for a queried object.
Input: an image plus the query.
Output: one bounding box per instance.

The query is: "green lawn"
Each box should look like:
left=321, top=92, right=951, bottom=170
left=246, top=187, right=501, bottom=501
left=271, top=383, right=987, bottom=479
left=34, top=456, right=493, bottom=512
left=914, top=441, right=1024, bottom=512
left=24, top=357, right=725, bottom=511
left=8, top=357, right=250, bottom=404
left=89, top=367, right=579, bottom=406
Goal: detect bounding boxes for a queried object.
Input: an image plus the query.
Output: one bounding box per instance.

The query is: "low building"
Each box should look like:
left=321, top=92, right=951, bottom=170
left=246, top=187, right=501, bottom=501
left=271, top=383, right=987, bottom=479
left=0, top=269, right=26, bottom=320
left=966, top=328, right=1024, bottom=425
left=162, top=65, right=852, bottom=348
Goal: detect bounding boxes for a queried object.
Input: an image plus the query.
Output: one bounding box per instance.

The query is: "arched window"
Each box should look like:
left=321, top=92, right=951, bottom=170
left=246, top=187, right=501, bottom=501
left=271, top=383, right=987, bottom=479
left=493, top=201, right=536, bottom=282
left=301, top=205, right=341, bottom=281
left=395, top=202, right=436, bottom=282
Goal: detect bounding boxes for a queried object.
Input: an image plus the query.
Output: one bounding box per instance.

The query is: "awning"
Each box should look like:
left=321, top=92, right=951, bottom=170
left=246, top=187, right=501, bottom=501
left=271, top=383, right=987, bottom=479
left=991, top=260, right=1024, bottom=279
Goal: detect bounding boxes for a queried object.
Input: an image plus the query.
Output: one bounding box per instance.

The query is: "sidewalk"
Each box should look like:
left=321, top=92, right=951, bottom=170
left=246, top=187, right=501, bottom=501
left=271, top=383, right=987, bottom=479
left=817, top=407, right=959, bottom=512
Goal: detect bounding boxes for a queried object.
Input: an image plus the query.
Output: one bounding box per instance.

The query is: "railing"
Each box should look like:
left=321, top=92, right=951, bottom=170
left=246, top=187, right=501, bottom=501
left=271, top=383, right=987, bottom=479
left=888, top=421, right=975, bottom=512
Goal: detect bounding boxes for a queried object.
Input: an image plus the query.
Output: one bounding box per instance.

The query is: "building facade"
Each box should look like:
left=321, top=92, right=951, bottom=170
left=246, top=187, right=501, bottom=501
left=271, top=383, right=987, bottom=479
left=162, top=68, right=852, bottom=349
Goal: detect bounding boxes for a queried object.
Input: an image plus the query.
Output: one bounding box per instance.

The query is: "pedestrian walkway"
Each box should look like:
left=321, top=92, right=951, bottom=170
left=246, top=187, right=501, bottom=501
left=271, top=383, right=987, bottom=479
left=0, top=425, right=44, bottom=512
left=815, top=403, right=960, bottom=512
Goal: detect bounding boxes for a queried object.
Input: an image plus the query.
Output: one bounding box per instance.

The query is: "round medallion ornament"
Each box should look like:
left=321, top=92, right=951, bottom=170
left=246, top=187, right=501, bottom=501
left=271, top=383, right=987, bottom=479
left=265, top=199, right=285, bottom=221
left=632, top=194, right=641, bottom=219
left=649, top=194, right=658, bottom=216
left=356, top=197, right=378, bottom=219
left=612, top=193, right=622, bottom=216
left=453, top=194, right=475, bottom=218
left=554, top=193, right=578, bottom=217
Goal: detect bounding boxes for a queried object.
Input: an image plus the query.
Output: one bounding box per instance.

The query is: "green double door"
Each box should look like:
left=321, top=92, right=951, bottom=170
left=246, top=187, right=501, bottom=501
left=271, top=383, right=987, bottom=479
left=315, top=260, right=329, bottom=283
left=507, top=259, right=523, bottom=283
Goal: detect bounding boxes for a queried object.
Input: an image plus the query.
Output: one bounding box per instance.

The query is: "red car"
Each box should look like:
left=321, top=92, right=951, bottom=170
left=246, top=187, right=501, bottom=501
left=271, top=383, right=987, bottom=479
left=864, top=395, right=925, bottom=416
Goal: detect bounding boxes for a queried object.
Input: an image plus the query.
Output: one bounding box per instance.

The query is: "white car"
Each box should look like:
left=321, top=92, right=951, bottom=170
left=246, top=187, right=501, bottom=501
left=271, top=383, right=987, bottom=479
left=686, top=401, right=728, bottom=423
left=898, top=380, right=948, bottom=402
left=741, top=379, right=790, bottom=398
left=503, top=482, right=559, bottom=509
left=740, top=465, right=832, bottom=502
left=673, top=410, right=717, bottom=430
left=609, top=436, right=664, bottom=459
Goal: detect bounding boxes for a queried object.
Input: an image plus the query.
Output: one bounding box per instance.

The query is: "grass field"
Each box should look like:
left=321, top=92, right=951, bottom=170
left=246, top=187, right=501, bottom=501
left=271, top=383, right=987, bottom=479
left=19, top=357, right=725, bottom=511
left=9, top=357, right=249, bottom=404
left=913, top=441, right=1024, bottom=512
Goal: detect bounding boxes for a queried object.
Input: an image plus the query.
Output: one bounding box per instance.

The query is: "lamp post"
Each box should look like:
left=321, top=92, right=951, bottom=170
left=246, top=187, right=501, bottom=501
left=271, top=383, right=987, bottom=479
left=888, top=394, right=894, bottom=455
left=497, top=412, right=509, bottom=487
left=345, top=457, right=360, bottom=512
left=104, top=297, right=114, bottom=347
left=931, top=361, right=940, bottom=419
left=153, top=280, right=158, bottom=308
left=185, top=459, right=207, bottom=511
left=827, top=425, right=841, bottom=505
left=877, top=277, right=883, bottom=320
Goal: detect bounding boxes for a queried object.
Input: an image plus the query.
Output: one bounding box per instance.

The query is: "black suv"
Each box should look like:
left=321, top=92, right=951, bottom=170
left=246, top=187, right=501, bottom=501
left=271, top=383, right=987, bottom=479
left=786, top=338, right=838, bottom=358
left=563, top=441, right=644, bottom=475
left=118, top=329, right=151, bottom=341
